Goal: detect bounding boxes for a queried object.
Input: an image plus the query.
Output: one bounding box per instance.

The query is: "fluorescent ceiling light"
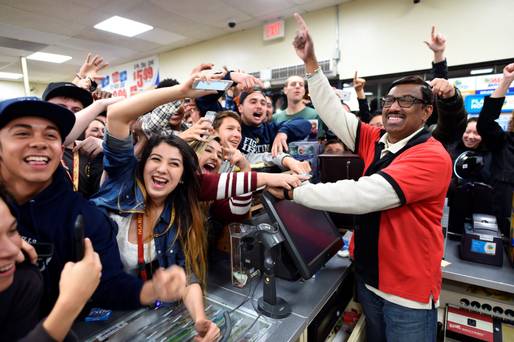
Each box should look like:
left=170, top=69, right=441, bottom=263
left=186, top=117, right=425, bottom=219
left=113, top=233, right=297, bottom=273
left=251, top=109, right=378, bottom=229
left=27, top=52, right=72, bottom=63
left=0, top=72, right=23, bottom=80
left=94, top=16, right=153, bottom=37
left=470, top=68, right=493, bottom=75
left=364, top=92, right=374, bottom=96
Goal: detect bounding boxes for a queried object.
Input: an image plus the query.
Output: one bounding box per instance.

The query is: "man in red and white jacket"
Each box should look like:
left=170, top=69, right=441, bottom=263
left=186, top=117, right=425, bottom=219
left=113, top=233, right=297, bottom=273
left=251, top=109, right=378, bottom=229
left=282, top=14, right=452, bottom=342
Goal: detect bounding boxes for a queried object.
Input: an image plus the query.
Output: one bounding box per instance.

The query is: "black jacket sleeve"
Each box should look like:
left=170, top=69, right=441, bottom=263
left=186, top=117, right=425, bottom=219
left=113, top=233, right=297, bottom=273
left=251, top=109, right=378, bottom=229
left=476, top=96, right=506, bottom=150
left=432, top=59, right=448, bottom=80
left=19, top=322, right=57, bottom=342
left=357, top=98, right=371, bottom=123
left=431, top=88, right=468, bottom=147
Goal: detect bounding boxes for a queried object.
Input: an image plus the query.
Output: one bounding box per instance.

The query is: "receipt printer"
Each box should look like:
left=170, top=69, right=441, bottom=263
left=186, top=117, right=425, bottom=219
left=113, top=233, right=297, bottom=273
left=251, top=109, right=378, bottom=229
left=460, top=214, right=503, bottom=267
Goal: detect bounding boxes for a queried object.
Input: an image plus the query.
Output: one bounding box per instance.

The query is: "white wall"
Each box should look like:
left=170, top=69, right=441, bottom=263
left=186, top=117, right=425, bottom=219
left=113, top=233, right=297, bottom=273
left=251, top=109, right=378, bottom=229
left=159, top=7, right=338, bottom=82
left=339, top=0, right=514, bottom=79
left=0, top=80, right=47, bottom=100
left=157, top=0, right=514, bottom=82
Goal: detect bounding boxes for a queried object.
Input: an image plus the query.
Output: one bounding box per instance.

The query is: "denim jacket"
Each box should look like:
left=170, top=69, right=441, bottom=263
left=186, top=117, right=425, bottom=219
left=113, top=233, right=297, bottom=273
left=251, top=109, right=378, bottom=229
left=91, top=131, right=186, bottom=272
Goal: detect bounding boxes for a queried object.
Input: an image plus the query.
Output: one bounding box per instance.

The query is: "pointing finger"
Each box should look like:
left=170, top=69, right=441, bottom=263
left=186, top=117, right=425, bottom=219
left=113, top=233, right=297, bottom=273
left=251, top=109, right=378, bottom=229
left=294, top=13, right=308, bottom=30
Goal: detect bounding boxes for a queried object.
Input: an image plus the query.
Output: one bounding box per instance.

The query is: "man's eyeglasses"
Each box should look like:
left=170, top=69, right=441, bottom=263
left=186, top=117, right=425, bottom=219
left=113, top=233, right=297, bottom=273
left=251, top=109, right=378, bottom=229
left=380, top=95, right=427, bottom=108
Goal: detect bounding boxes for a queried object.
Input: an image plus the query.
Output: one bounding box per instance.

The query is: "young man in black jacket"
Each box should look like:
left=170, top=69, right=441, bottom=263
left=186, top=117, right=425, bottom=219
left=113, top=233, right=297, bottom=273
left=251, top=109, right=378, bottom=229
left=477, top=63, right=514, bottom=237
left=0, top=97, right=187, bottom=315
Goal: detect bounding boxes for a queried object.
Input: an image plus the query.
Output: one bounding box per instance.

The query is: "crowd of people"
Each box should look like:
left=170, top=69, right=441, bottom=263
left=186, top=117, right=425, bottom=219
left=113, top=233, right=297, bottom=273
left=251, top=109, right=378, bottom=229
left=0, top=12, right=512, bottom=342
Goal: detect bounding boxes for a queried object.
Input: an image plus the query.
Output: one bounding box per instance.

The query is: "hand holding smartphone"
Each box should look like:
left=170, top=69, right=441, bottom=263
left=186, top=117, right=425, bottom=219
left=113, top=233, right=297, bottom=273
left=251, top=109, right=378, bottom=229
left=204, top=111, right=217, bottom=124
left=192, top=79, right=233, bottom=91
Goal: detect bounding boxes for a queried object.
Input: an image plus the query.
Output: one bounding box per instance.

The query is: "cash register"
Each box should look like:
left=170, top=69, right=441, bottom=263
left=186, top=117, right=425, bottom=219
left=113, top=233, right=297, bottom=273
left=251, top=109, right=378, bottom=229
left=460, top=213, right=504, bottom=266
left=451, top=151, right=504, bottom=266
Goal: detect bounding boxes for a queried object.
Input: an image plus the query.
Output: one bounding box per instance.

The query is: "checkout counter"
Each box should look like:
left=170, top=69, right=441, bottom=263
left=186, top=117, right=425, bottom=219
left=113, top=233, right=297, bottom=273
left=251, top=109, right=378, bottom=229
left=440, top=240, right=514, bottom=341
left=74, top=253, right=353, bottom=341
left=74, top=198, right=355, bottom=342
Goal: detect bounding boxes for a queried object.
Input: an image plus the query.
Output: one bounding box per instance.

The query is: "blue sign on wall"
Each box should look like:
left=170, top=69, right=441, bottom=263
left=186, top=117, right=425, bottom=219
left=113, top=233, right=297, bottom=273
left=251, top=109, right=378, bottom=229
left=464, top=95, right=486, bottom=114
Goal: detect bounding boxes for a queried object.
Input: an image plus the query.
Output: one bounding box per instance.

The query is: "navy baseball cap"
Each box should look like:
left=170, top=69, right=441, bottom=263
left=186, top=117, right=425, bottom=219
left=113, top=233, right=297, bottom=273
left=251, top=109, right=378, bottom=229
left=42, top=82, right=93, bottom=108
left=0, top=97, right=76, bottom=139
left=238, top=89, right=264, bottom=105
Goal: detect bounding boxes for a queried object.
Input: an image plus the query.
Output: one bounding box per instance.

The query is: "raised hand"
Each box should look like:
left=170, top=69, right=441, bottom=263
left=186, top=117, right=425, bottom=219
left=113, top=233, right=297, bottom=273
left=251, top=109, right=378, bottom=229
left=493, top=63, right=514, bottom=98
left=424, top=25, right=446, bottom=63
left=77, top=53, right=109, bottom=81
left=353, top=71, right=366, bottom=99
left=424, top=25, right=446, bottom=53
left=292, top=13, right=317, bottom=67
left=429, top=78, right=455, bottom=99
left=503, top=63, right=514, bottom=82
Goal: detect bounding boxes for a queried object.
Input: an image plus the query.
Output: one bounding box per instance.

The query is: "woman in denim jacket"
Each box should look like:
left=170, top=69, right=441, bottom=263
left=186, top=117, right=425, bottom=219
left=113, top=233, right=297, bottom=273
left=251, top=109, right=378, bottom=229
left=92, top=73, right=304, bottom=341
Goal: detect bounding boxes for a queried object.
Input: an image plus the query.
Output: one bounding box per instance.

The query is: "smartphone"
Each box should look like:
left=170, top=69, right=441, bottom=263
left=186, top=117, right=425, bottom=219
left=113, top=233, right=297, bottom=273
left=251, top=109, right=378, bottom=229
left=73, top=214, right=85, bottom=262
left=192, top=79, right=233, bottom=91
left=204, top=111, right=217, bottom=123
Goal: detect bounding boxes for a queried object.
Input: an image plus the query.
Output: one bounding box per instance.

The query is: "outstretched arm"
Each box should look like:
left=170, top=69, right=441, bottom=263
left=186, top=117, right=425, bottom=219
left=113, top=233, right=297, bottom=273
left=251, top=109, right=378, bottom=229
left=477, top=63, right=514, bottom=148
left=106, top=75, right=216, bottom=140
left=354, top=71, right=371, bottom=122
left=64, top=97, right=123, bottom=146
left=292, top=13, right=359, bottom=151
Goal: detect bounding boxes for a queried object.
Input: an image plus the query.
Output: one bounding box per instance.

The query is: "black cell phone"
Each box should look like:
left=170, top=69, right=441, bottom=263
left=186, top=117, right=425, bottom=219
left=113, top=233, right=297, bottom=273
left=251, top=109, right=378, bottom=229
left=73, top=214, right=85, bottom=262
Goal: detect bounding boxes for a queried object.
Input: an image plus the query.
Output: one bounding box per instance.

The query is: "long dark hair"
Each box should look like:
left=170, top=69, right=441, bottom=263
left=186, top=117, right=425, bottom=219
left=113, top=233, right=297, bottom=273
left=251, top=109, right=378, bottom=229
left=136, top=134, right=207, bottom=287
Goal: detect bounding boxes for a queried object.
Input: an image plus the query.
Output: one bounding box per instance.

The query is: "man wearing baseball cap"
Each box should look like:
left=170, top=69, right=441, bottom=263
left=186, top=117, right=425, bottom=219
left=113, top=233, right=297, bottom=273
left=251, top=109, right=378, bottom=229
left=42, top=82, right=93, bottom=113
left=0, top=97, right=187, bottom=314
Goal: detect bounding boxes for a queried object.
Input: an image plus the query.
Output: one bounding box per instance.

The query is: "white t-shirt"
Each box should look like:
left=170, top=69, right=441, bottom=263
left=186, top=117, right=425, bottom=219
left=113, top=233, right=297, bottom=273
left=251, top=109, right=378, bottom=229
left=110, top=213, right=156, bottom=275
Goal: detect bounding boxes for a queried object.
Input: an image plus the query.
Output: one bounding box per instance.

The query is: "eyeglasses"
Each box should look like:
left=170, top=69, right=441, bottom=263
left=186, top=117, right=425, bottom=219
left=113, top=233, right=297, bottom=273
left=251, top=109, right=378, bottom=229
left=380, top=95, right=427, bottom=108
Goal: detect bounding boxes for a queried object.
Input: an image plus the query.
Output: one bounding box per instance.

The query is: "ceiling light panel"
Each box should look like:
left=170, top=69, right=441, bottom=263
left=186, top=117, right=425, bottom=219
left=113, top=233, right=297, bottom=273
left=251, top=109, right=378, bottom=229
left=0, top=71, right=23, bottom=79
left=94, top=16, right=154, bottom=37
left=27, top=52, right=72, bottom=63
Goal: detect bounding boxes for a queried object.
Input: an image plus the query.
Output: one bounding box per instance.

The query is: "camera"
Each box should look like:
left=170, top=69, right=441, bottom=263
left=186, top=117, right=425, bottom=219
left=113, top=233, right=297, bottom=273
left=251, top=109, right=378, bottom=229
left=227, top=20, right=236, bottom=28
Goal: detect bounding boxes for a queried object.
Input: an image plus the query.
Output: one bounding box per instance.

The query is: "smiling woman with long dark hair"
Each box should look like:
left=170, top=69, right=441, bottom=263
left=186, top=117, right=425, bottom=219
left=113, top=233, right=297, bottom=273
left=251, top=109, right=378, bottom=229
left=91, top=72, right=304, bottom=342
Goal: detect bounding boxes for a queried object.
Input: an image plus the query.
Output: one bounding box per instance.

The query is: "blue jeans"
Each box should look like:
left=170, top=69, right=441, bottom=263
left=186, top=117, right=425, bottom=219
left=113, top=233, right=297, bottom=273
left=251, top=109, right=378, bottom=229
left=356, top=277, right=437, bottom=342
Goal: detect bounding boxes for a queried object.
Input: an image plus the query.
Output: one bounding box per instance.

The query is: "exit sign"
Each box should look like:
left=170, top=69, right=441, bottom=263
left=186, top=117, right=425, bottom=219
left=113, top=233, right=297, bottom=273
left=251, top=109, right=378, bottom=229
left=263, top=19, right=285, bottom=41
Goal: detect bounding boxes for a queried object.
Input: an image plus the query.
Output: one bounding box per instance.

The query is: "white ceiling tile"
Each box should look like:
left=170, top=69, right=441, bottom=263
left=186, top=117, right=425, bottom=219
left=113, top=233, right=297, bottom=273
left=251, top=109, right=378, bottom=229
left=150, top=0, right=251, bottom=26
left=137, top=28, right=186, bottom=45
left=221, top=0, right=294, bottom=17
left=0, top=0, right=344, bottom=85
